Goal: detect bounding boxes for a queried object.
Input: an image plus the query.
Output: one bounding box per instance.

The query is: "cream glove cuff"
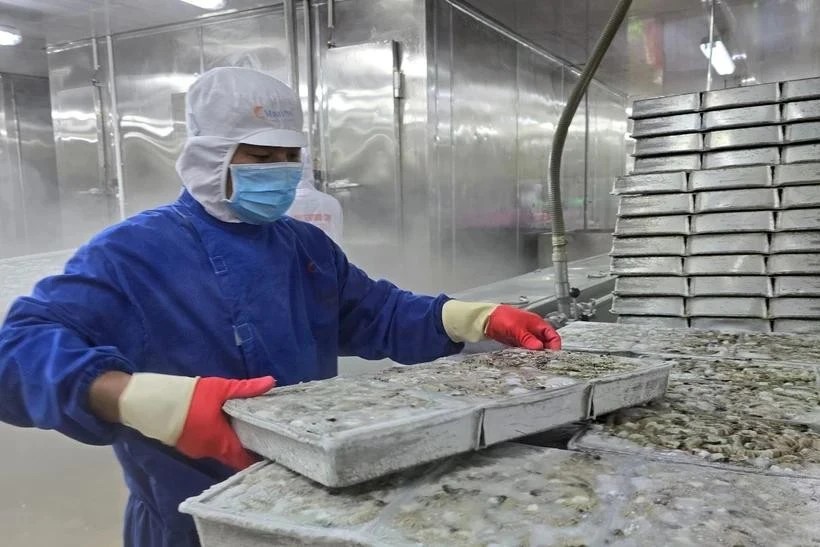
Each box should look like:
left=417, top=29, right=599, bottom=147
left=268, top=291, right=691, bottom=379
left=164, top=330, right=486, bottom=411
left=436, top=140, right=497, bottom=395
left=442, top=300, right=500, bottom=343
left=118, top=373, right=198, bottom=446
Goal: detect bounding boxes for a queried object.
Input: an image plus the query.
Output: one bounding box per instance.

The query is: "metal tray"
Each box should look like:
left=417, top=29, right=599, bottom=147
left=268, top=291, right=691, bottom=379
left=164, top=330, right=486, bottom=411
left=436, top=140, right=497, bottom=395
left=689, top=165, right=772, bottom=190
left=633, top=133, right=702, bottom=157
left=610, top=236, right=686, bottom=257
left=769, top=297, right=820, bottom=318
left=702, top=83, right=779, bottom=110
left=691, top=211, right=775, bottom=233
left=613, top=276, right=688, bottom=296
left=612, top=172, right=688, bottom=195
left=631, top=112, right=701, bottom=138
left=684, top=254, right=767, bottom=275
left=702, top=104, right=780, bottom=130
left=704, top=126, right=782, bottom=151
left=783, top=99, right=820, bottom=122
left=767, top=253, right=820, bottom=274
left=617, top=193, right=693, bottom=217
left=783, top=143, right=820, bottom=163
left=774, top=162, right=820, bottom=186
left=633, top=154, right=701, bottom=174
left=686, top=296, right=768, bottom=318
left=687, top=233, right=770, bottom=255
left=611, top=256, right=683, bottom=276
left=783, top=121, right=820, bottom=143
left=780, top=185, right=820, bottom=208
left=631, top=92, right=700, bottom=118
left=770, top=232, right=820, bottom=254
left=610, top=296, right=685, bottom=317
left=702, top=147, right=780, bottom=169
left=616, top=315, right=689, bottom=328
left=776, top=208, right=820, bottom=231
left=773, top=276, right=820, bottom=297
left=614, top=215, right=689, bottom=236
left=689, top=276, right=771, bottom=297
left=782, top=77, right=820, bottom=101
left=694, top=188, right=778, bottom=213
left=689, top=317, right=772, bottom=333
left=773, top=319, right=820, bottom=334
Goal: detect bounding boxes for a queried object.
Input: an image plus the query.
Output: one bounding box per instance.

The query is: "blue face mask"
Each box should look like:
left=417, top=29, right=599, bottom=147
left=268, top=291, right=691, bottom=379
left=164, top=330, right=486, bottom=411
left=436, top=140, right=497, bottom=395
left=227, top=162, right=302, bottom=224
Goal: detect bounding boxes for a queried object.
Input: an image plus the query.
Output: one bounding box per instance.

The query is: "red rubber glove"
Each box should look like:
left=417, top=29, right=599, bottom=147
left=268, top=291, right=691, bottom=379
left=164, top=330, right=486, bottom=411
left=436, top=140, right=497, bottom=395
left=176, top=376, right=275, bottom=470
left=485, top=305, right=562, bottom=351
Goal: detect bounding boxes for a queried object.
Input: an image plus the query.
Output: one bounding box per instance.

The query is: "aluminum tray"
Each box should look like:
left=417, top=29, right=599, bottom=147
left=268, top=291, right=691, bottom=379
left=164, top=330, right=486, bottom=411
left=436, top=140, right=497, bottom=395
left=783, top=99, right=820, bottom=122
left=689, top=165, right=772, bottom=190
left=689, top=276, right=771, bottom=297
left=783, top=143, right=820, bottom=163
left=633, top=133, right=701, bottom=157
left=770, top=232, right=820, bottom=254
left=774, top=319, right=820, bottom=333
left=686, top=296, right=768, bottom=318
left=783, top=121, right=820, bottom=143
left=631, top=112, right=701, bottom=138
left=612, top=172, right=688, bottom=195
left=631, top=92, right=700, bottom=118
left=702, top=104, right=780, bottom=129
left=613, top=276, right=688, bottom=296
left=769, top=297, right=820, bottom=318
left=610, top=296, right=685, bottom=317
left=768, top=253, right=820, bottom=274
left=702, top=147, right=780, bottom=169
left=782, top=77, right=820, bottom=101
left=691, top=210, right=775, bottom=233
left=611, top=256, right=683, bottom=276
left=616, top=315, right=689, bottom=328
left=776, top=208, right=820, bottom=231
left=617, top=193, right=693, bottom=217
left=774, top=162, right=820, bottom=186
left=774, top=276, right=820, bottom=297
left=694, top=188, right=778, bottom=213
left=689, top=317, right=772, bottom=332
left=610, top=236, right=685, bottom=257
left=780, top=185, right=820, bottom=208
left=702, top=83, right=779, bottom=110
left=687, top=233, right=770, bottom=255
left=614, top=215, right=689, bottom=236
left=704, top=126, right=782, bottom=151
left=633, top=154, right=701, bottom=174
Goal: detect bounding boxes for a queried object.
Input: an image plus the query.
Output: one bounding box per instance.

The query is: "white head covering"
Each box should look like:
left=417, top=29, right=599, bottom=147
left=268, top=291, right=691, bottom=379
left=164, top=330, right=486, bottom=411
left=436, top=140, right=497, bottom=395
left=176, top=67, right=307, bottom=222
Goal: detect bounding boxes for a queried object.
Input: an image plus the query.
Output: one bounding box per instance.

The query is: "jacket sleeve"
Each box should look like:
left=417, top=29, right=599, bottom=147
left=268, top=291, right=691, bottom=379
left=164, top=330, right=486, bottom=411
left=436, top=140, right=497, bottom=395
left=0, top=244, right=143, bottom=445
left=334, top=248, right=463, bottom=364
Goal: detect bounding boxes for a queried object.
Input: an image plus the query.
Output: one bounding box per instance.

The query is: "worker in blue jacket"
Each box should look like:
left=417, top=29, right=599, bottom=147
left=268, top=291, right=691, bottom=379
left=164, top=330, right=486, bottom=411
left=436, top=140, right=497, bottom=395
left=0, top=67, right=561, bottom=547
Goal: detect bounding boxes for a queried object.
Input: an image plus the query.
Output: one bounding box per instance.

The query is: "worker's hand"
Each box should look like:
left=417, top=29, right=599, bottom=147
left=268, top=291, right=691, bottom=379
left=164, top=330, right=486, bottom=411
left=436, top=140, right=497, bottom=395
left=484, top=305, right=562, bottom=351
left=119, top=373, right=275, bottom=470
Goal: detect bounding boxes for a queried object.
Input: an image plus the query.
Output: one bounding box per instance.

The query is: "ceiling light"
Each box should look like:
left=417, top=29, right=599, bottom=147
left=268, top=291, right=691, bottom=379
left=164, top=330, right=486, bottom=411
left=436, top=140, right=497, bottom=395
left=181, top=0, right=227, bottom=9
left=699, top=40, right=736, bottom=76
left=0, top=25, right=22, bottom=46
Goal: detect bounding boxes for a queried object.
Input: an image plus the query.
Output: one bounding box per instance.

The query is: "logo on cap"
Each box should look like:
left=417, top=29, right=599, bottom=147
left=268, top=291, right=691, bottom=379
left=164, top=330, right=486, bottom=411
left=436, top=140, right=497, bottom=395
left=253, top=104, right=294, bottom=123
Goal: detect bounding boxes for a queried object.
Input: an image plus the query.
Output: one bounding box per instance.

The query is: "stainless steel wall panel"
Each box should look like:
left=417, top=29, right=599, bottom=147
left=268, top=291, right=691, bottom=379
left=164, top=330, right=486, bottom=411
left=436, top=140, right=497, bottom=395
left=694, top=188, right=778, bottom=213
left=614, top=215, right=689, bottom=236
left=769, top=298, right=820, bottom=319
left=631, top=93, right=699, bottom=119
left=560, top=68, right=588, bottom=232
left=687, top=233, right=770, bottom=255
left=702, top=83, right=779, bottom=110
left=783, top=100, right=820, bottom=122
left=767, top=253, right=820, bottom=275
left=782, top=78, right=820, bottom=101
left=776, top=208, right=820, bottom=231
left=770, top=232, right=820, bottom=254
left=684, top=255, right=767, bottom=276
left=689, top=165, right=772, bottom=191
left=201, top=12, right=288, bottom=77
left=610, top=256, right=683, bottom=276
left=613, top=276, right=688, bottom=296
left=774, top=276, right=820, bottom=297
left=611, top=296, right=685, bottom=317
left=702, top=104, right=780, bottom=130
left=689, top=276, right=771, bottom=297
left=780, top=185, right=820, bottom=209
left=773, top=319, right=820, bottom=334
left=783, top=121, right=820, bottom=144
left=687, top=297, right=768, bottom=318
left=633, top=154, right=701, bottom=174
left=703, top=126, right=782, bottom=151
left=702, top=147, right=780, bottom=169
left=610, top=236, right=685, bottom=257
left=612, top=172, right=687, bottom=194
left=782, top=143, right=820, bottom=164
left=617, top=315, right=689, bottom=328
left=633, top=133, right=701, bottom=157
left=774, top=162, right=820, bottom=186
left=617, top=193, right=692, bottom=217
left=690, top=318, right=772, bottom=333
left=586, top=83, right=626, bottom=230
left=631, top=113, right=701, bottom=138
left=691, top=211, right=775, bottom=233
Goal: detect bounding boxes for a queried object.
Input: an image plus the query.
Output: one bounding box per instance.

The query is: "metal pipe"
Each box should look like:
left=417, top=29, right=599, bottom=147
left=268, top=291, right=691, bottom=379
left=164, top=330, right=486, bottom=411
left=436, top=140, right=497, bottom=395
left=303, top=0, right=317, bottom=159
left=8, top=77, right=29, bottom=247
left=547, top=0, right=632, bottom=316
left=327, top=0, right=335, bottom=47
left=90, top=37, right=110, bottom=210
left=284, top=0, right=300, bottom=91
left=706, top=0, right=716, bottom=91
left=105, top=35, right=126, bottom=220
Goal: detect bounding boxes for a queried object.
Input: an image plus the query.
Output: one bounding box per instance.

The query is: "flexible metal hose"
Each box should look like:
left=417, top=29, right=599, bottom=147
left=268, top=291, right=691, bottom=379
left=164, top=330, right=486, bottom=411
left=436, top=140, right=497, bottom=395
left=548, top=0, right=633, bottom=316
